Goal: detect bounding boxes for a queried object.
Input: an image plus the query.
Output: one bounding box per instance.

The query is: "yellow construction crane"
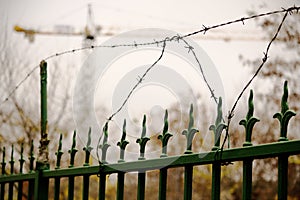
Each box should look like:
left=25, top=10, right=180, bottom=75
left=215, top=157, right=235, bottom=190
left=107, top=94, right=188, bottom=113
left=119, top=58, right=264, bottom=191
left=14, top=4, right=274, bottom=43
left=14, top=4, right=113, bottom=43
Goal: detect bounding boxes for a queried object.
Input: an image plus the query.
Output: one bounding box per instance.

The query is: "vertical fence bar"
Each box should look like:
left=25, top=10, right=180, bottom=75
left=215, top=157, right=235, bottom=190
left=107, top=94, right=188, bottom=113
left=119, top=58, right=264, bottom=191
left=18, top=143, right=25, bottom=200
left=278, top=155, right=288, bottom=200
left=8, top=145, right=14, bottom=200
left=240, top=90, right=259, bottom=200
left=68, top=131, right=78, bottom=200
left=158, top=168, right=167, bottom=200
left=54, top=134, right=63, bottom=200
left=273, top=81, right=296, bottom=200
left=181, top=105, right=197, bottom=200
left=99, top=173, right=106, bottom=200
left=0, top=147, right=6, bottom=200
left=183, top=165, right=193, bottom=200
left=242, top=159, right=252, bottom=200
left=137, top=171, right=146, bottom=200
left=117, top=121, right=129, bottom=200
left=211, top=162, right=221, bottom=200
left=117, top=172, right=125, bottom=200
left=83, top=129, right=92, bottom=200
left=28, top=141, right=35, bottom=200
left=210, top=98, right=226, bottom=200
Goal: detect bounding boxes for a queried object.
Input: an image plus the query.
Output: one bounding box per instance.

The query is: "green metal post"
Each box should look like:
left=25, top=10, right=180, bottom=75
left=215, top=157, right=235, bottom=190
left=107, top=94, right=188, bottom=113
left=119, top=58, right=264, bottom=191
left=34, top=60, right=50, bottom=200
left=158, top=168, right=167, bottom=200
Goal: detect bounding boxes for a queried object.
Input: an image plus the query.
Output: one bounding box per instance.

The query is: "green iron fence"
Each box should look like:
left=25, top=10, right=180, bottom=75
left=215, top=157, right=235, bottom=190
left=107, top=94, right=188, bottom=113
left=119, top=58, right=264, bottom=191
left=0, top=61, right=299, bottom=200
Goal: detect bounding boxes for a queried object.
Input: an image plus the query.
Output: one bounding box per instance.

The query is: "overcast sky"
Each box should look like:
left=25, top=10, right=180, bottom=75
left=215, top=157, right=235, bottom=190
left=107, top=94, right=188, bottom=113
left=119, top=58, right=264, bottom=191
left=0, top=0, right=298, bottom=126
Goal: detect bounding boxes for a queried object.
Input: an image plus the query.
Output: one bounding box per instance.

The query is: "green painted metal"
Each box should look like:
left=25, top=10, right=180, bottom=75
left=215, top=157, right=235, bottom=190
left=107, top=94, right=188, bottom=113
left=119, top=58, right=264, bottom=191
left=117, top=172, right=125, bottom=200
left=69, top=131, right=78, bottom=168
left=273, top=81, right=296, bottom=141
left=8, top=145, right=14, bottom=200
left=83, top=128, right=92, bottom=200
left=182, top=104, right=198, bottom=154
left=99, top=123, right=110, bottom=164
left=0, top=77, right=299, bottom=199
left=83, top=128, right=93, bottom=166
left=68, top=131, right=77, bottom=200
left=28, top=141, right=35, bottom=200
left=18, top=143, right=25, bottom=200
left=99, top=173, right=106, bottom=200
left=0, top=147, right=5, bottom=200
left=136, top=115, right=150, bottom=160
left=117, top=120, right=129, bottom=163
left=158, top=168, right=167, bottom=200
left=137, top=171, right=146, bottom=200
left=54, top=134, right=63, bottom=200
left=210, top=98, right=226, bottom=200
left=210, top=97, right=227, bottom=151
left=55, top=134, right=63, bottom=169
left=34, top=60, right=50, bottom=200
left=38, top=60, right=50, bottom=168
left=183, top=165, right=193, bottom=200
left=274, top=81, right=296, bottom=200
left=240, top=90, right=259, bottom=200
left=158, top=110, right=173, bottom=157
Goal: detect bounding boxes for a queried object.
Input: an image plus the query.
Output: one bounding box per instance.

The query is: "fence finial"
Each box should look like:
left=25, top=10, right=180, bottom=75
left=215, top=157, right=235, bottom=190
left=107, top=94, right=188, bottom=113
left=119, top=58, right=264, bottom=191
left=19, top=143, right=25, bottom=173
left=10, top=145, right=14, bottom=174
left=182, top=104, right=198, bottom=154
left=1, top=147, right=6, bottom=175
left=83, top=128, right=93, bottom=166
left=55, top=134, right=63, bottom=169
left=117, top=119, right=129, bottom=162
left=210, top=97, right=227, bottom=151
left=239, top=90, right=260, bottom=146
left=99, top=122, right=110, bottom=164
left=273, top=81, right=296, bottom=141
left=136, top=115, right=150, bottom=160
left=68, top=131, right=78, bottom=168
left=158, top=110, right=173, bottom=157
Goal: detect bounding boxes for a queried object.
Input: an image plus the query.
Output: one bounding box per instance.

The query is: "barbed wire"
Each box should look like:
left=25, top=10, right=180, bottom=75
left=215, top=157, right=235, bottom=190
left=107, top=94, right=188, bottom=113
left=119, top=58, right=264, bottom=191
left=220, top=9, right=292, bottom=156
left=0, top=5, right=299, bottom=165
left=1, top=6, right=298, bottom=108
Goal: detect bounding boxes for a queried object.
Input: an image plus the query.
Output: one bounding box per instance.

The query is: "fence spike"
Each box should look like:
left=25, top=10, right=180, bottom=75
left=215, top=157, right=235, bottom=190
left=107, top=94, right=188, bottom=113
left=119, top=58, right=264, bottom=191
left=117, top=119, right=129, bottom=163
left=1, top=147, right=6, bottom=175
left=68, top=131, right=78, bottom=168
left=136, top=115, right=150, bottom=160
left=9, top=145, right=14, bottom=174
left=239, top=90, right=260, bottom=146
left=182, top=104, right=198, bottom=154
left=19, top=143, right=25, bottom=173
left=83, top=128, right=93, bottom=166
left=209, top=98, right=227, bottom=150
left=29, top=140, right=35, bottom=172
left=273, top=81, right=296, bottom=141
left=99, top=122, right=110, bottom=164
left=158, top=110, right=173, bottom=157
left=55, top=134, right=64, bottom=169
